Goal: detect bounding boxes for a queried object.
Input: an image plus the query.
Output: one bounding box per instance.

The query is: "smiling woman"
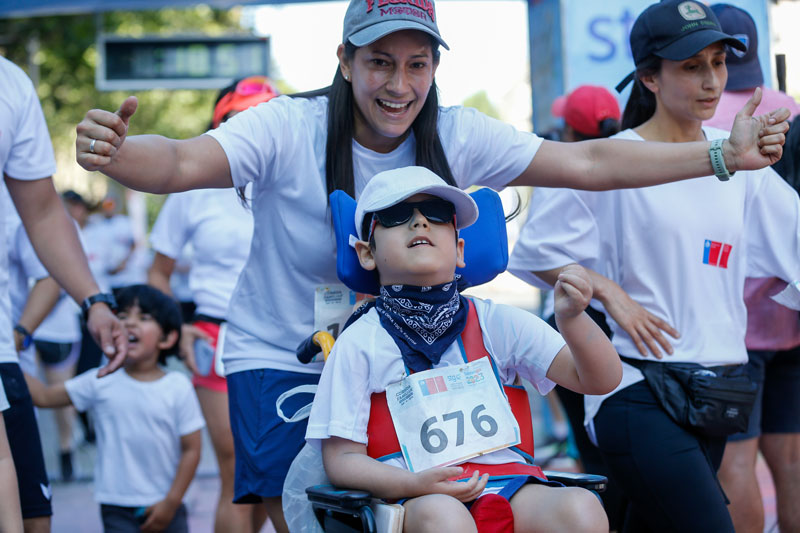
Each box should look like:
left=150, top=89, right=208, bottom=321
left=73, top=0, right=790, bottom=529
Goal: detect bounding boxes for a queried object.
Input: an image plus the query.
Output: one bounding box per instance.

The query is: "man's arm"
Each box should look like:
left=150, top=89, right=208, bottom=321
left=140, top=429, right=202, bottom=532
left=5, top=175, right=127, bottom=375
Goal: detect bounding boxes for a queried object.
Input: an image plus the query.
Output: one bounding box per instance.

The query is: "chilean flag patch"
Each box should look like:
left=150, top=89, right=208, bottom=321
left=703, top=239, right=732, bottom=269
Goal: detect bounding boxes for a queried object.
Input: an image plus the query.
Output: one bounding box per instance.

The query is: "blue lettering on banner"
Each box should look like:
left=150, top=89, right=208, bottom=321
left=588, top=16, right=615, bottom=61
left=587, top=8, right=637, bottom=63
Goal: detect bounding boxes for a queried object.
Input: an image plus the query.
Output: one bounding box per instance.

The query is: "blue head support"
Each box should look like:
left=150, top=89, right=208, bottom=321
left=330, top=187, right=509, bottom=295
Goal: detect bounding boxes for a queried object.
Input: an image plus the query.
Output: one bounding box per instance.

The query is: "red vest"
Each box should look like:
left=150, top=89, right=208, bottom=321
left=365, top=299, right=546, bottom=481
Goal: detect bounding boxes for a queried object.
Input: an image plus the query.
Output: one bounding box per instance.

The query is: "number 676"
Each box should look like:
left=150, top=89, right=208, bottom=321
left=420, top=404, right=498, bottom=454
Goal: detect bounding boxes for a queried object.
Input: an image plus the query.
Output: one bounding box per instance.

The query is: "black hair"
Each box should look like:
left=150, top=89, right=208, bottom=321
left=622, top=55, right=663, bottom=130
left=292, top=37, right=455, bottom=200
left=115, top=285, right=182, bottom=364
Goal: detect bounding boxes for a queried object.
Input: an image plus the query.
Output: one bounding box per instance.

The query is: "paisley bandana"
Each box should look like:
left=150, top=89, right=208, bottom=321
left=374, top=277, right=468, bottom=373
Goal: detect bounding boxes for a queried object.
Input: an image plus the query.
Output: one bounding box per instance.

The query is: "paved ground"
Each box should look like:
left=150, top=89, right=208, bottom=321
left=37, top=398, right=778, bottom=532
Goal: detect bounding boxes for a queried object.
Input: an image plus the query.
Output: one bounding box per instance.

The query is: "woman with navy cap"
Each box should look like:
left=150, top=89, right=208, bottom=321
left=509, top=1, right=800, bottom=531
left=74, top=0, right=789, bottom=529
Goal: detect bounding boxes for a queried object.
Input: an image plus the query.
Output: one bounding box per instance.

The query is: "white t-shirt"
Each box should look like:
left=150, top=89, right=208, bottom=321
left=150, top=187, right=254, bottom=319
left=508, top=127, right=800, bottom=425
left=205, top=95, right=542, bottom=376
left=0, top=57, right=57, bottom=365
left=306, top=297, right=564, bottom=469
left=65, top=369, right=205, bottom=506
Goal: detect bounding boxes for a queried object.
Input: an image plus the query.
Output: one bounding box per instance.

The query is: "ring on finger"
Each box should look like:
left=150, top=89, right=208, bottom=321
left=89, top=139, right=97, bottom=154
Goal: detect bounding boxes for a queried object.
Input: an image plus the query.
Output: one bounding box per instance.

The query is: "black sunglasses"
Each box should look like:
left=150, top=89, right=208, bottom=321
left=365, top=199, right=456, bottom=240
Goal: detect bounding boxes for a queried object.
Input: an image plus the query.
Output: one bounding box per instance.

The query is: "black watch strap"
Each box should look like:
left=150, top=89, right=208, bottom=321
left=81, top=292, right=117, bottom=321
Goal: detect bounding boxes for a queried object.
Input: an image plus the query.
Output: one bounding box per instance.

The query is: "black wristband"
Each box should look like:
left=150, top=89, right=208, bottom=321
left=13, top=324, right=33, bottom=350
left=81, top=293, right=118, bottom=321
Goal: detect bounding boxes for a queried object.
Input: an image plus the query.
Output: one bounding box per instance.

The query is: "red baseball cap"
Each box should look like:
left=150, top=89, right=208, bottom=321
left=552, top=85, right=621, bottom=138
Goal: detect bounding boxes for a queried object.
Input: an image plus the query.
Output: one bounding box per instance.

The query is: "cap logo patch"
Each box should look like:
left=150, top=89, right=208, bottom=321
left=366, top=0, right=435, bottom=22
left=678, top=1, right=706, bottom=21
left=731, top=34, right=748, bottom=58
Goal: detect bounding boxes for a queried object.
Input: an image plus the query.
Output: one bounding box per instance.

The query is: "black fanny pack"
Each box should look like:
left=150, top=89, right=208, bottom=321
left=621, top=356, right=758, bottom=438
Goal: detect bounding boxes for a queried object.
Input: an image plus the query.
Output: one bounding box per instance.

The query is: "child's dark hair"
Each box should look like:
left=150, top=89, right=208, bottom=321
left=622, top=55, right=663, bottom=130
left=116, top=285, right=182, bottom=364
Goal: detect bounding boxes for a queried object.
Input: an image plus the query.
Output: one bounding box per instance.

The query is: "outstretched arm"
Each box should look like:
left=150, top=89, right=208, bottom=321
left=544, top=265, right=621, bottom=395
left=321, top=436, right=488, bottom=501
left=23, top=373, right=72, bottom=409
left=76, top=97, right=232, bottom=194
left=513, top=88, right=790, bottom=190
left=6, top=175, right=127, bottom=376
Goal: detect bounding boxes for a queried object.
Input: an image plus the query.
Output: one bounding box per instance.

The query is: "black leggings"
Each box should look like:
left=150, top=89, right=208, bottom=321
left=594, top=381, right=732, bottom=533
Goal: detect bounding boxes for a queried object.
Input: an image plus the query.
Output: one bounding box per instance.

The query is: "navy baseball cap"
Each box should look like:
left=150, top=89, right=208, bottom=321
left=617, top=0, right=745, bottom=92
left=711, top=4, right=763, bottom=91
left=342, top=0, right=448, bottom=50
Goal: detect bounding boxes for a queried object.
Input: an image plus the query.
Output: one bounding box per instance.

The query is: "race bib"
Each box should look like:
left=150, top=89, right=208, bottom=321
left=312, top=284, right=361, bottom=363
left=385, top=357, right=520, bottom=472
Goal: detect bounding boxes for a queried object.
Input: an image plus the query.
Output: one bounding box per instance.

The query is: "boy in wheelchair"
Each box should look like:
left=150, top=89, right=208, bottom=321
left=305, top=166, right=621, bottom=532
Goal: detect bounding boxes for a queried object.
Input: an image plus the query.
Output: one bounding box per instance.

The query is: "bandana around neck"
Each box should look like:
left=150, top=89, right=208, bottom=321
left=375, top=277, right=468, bottom=373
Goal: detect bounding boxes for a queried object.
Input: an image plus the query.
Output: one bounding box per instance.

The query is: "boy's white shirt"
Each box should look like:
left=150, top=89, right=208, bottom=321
left=306, top=297, right=565, bottom=470
left=65, top=368, right=205, bottom=506
left=204, top=95, right=543, bottom=377
left=150, top=187, right=254, bottom=320
left=508, top=127, right=800, bottom=433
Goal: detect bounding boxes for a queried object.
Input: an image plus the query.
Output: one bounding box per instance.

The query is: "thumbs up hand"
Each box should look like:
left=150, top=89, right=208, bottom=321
left=727, top=87, right=791, bottom=172
left=76, top=96, right=138, bottom=171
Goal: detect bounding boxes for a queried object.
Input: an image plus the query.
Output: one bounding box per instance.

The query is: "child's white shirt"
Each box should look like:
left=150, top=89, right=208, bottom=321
left=65, top=368, right=205, bottom=506
left=306, top=297, right=565, bottom=470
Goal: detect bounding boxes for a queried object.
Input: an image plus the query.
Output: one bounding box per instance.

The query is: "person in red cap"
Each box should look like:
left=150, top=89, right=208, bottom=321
left=551, top=85, right=621, bottom=142
left=147, top=76, right=278, bottom=533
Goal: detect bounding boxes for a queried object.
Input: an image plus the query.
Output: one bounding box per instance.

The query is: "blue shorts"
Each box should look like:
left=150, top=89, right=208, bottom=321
left=0, top=363, right=52, bottom=519
left=729, top=346, right=800, bottom=441
left=227, top=368, right=320, bottom=502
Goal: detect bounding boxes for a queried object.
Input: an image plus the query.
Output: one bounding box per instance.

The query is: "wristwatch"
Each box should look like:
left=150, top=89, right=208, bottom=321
left=709, top=138, right=735, bottom=182
left=13, top=324, right=33, bottom=350
left=81, top=292, right=118, bottom=321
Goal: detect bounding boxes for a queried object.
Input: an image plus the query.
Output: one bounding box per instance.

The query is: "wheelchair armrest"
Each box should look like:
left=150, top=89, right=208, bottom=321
left=306, top=484, right=373, bottom=511
left=543, top=470, right=607, bottom=492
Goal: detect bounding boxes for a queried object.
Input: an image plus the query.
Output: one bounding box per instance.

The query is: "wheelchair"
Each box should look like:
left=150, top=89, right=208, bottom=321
left=291, top=188, right=608, bottom=533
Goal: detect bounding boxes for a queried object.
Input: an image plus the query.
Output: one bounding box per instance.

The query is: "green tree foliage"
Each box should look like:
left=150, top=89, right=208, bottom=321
left=462, top=90, right=500, bottom=120
left=0, top=7, right=248, bottom=222
left=0, top=8, right=245, bottom=152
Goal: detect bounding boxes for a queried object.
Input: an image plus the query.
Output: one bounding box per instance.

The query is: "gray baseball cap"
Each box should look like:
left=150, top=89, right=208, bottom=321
left=342, top=0, right=449, bottom=50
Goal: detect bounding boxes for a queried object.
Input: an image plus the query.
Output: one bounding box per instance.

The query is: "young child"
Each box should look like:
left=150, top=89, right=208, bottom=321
left=306, top=166, right=622, bottom=533
left=25, top=285, right=204, bottom=533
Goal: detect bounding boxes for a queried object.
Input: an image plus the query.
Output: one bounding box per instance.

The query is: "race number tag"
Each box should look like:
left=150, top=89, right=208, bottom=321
left=312, top=285, right=361, bottom=363
left=385, top=357, right=520, bottom=472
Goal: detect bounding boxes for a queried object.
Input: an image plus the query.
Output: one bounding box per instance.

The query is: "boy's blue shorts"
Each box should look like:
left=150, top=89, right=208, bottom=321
left=227, top=368, right=320, bottom=502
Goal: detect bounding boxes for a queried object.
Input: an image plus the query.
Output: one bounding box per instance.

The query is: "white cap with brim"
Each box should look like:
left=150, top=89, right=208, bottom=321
left=355, top=166, right=478, bottom=240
